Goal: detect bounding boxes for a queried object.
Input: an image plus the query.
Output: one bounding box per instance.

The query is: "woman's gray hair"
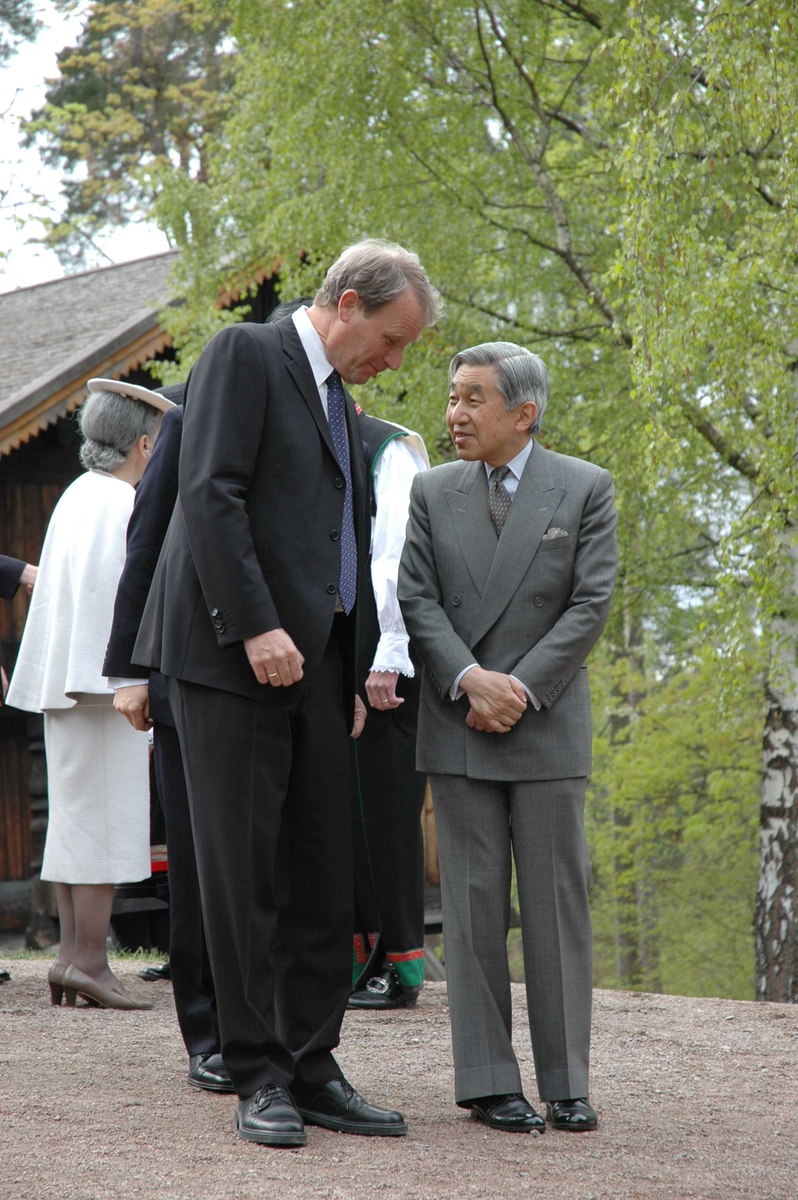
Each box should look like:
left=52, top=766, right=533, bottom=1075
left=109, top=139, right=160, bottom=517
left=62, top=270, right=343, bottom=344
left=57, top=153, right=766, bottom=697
left=78, top=389, right=161, bottom=472
left=314, top=238, right=443, bottom=325
left=449, top=342, right=549, bottom=433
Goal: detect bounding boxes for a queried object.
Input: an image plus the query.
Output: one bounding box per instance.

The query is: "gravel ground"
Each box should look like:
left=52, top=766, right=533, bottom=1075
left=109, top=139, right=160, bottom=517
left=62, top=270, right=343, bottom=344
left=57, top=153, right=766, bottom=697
left=1, top=959, right=797, bottom=1200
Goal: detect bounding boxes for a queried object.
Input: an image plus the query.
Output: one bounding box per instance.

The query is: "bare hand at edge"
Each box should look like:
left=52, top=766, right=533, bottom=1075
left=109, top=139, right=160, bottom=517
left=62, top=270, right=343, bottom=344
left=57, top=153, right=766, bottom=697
left=351, top=694, right=367, bottom=738
left=114, top=684, right=152, bottom=732
left=244, top=628, right=305, bottom=687
left=365, top=670, right=404, bottom=711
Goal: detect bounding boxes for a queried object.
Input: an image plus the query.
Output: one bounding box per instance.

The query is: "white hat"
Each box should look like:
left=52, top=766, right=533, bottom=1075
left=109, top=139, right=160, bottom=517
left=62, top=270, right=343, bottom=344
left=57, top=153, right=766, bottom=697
left=87, top=377, right=177, bottom=414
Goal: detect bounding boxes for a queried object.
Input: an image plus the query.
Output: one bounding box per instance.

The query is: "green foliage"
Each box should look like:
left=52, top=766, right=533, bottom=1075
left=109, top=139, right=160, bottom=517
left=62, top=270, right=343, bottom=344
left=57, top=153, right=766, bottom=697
left=614, top=0, right=798, bottom=629
left=0, top=0, right=37, bottom=64
left=23, top=0, right=234, bottom=267
left=588, top=645, right=762, bottom=999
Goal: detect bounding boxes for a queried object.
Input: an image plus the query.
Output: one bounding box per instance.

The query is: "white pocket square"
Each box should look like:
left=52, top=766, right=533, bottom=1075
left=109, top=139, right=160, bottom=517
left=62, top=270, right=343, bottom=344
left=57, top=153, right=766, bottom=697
left=541, top=527, right=569, bottom=540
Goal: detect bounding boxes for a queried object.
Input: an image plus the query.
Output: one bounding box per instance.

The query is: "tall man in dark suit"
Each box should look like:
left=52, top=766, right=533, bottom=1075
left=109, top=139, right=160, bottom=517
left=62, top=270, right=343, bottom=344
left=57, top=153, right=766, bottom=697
left=103, top=386, right=232, bottom=1094
left=399, top=342, right=617, bottom=1135
left=134, top=240, right=442, bottom=1147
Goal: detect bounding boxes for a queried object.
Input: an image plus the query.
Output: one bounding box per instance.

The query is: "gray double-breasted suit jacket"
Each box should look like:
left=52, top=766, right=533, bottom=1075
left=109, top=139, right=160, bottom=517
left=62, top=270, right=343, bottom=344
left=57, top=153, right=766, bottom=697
left=398, top=441, right=617, bottom=781
left=398, top=439, right=617, bottom=1104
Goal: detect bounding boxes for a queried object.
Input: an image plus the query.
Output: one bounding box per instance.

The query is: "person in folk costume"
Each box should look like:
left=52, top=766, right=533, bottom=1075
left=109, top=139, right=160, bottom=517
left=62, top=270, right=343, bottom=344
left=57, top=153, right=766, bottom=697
left=348, top=403, right=430, bottom=1010
left=6, top=379, right=175, bottom=1011
left=0, top=554, right=38, bottom=984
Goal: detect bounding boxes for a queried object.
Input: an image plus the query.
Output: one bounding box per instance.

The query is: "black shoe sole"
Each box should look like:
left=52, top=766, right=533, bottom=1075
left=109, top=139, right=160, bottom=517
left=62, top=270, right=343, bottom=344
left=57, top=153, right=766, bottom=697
left=188, top=1075, right=236, bottom=1094
left=297, top=1109, right=408, bottom=1137
left=548, top=1121, right=598, bottom=1132
left=346, top=995, right=418, bottom=1010
left=234, top=1111, right=307, bottom=1146
left=545, top=1104, right=597, bottom=1132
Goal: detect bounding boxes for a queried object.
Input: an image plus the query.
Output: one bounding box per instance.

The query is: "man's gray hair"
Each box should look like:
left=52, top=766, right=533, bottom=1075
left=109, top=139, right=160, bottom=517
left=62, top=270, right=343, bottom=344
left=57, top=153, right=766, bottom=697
left=78, top=389, right=161, bottom=473
left=449, top=341, right=549, bottom=434
left=314, top=238, right=443, bottom=326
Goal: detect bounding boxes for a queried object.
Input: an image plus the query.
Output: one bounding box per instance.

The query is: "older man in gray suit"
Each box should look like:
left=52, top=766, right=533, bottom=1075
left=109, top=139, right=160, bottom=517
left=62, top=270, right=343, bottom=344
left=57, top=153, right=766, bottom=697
left=398, top=342, right=616, bottom=1135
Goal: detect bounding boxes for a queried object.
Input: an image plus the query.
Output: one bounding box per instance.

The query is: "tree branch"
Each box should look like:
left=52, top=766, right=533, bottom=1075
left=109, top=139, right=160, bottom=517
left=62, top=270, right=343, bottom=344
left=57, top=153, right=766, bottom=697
left=474, top=7, right=631, bottom=343
left=447, top=293, right=606, bottom=342
left=677, top=398, right=761, bottom=482
left=531, top=0, right=602, bottom=31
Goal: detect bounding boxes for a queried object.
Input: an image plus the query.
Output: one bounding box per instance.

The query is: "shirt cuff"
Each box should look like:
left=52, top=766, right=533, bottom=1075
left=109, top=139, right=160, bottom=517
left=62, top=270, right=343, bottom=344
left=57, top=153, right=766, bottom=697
left=371, top=632, right=414, bottom=677
left=107, top=677, right=149, bottom=691
left=509, top=675, right=541, bottom=711
left=450, top=663, right=478, bottom=701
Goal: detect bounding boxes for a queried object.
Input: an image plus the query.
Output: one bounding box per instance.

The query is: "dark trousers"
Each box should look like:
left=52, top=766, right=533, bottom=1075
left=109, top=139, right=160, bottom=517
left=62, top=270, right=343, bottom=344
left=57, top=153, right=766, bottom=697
left=152, top=720, right=219, bottom=1057
left=167, top=628, right=353, bottom=1101
left=353, top=673, right=427, bottom=988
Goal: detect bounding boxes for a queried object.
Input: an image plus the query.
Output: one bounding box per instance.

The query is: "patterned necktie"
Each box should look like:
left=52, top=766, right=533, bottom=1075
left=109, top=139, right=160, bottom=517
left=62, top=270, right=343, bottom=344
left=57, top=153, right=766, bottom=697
left=326, top=370, right=357, bottom=613
left=489, top=465, right=512, bottom=537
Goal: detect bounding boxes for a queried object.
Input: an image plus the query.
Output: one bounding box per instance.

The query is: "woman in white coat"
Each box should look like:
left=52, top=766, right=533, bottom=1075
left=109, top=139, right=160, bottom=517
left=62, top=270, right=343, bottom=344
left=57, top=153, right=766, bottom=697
left=8, top=379, right=175, bottom=1010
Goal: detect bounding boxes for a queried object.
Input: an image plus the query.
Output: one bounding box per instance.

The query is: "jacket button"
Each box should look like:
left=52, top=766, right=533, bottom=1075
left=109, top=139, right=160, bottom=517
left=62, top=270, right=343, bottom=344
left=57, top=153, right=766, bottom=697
left=534, top=596, right=544, bottom=608
left=211, top=608, right=219, bottom=617
left=452, top=595, right=461, bottom=606
left=216, top=623, right=225, bottom=634
left=334, top=477, right=345, bottom=489
left=326, top=583, right=337, bottom=594
left=330, top=529, right=340, bottom=541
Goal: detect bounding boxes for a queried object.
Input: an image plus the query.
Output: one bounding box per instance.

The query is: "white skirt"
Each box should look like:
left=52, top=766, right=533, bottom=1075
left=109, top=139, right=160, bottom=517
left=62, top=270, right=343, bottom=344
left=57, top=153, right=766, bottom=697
left=41, top=695, right=151, bottom=885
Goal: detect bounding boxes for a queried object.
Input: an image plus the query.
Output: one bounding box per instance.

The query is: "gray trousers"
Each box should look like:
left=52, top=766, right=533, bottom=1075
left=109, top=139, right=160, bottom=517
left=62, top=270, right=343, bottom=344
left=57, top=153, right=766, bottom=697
left=429, top=774, right=592, bottom=1104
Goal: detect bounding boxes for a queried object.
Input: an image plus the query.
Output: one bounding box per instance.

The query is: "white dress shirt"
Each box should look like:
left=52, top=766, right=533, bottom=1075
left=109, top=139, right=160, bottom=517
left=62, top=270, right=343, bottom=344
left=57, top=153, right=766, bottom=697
left=370, top=432, right=428, bottom=676
left=292, top=304, right=334, bottom=413
left=450, top=437, right=541, bottom=709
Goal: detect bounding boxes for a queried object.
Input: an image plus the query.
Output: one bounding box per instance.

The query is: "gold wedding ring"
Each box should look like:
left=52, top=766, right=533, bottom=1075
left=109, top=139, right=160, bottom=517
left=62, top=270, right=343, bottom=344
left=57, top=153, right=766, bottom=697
left=268, top=672, right=279, bottom=677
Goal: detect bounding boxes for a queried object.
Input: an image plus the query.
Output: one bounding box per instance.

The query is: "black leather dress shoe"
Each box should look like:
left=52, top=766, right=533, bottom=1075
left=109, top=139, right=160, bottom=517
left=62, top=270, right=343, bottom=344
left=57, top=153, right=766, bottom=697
left=294, top=1077, right=407, bottom=1136
left=467, top=1093, right=546, bottom=1133
left=546, top=1097, right=598, bottom=1131
left=235, top=1085, right=307, bottom=1146
left=0, top=968, right=10, bottom=983
left=347, top=965, right=421, bottom=1010
left=188, top=1052, right=235, bottom=1093
left=138, top=960, right=171, bottom=982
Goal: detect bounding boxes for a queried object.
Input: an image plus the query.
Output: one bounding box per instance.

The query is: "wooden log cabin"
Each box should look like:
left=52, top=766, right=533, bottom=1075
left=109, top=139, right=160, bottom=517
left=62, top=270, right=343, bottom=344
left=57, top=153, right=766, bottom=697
left=0, top=251, right=279, bottom=939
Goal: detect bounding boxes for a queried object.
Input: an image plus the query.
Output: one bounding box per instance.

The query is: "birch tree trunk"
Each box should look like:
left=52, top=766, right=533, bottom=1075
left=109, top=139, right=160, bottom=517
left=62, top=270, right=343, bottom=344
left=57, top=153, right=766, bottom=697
left=756, top=534, right=798, bottom=1002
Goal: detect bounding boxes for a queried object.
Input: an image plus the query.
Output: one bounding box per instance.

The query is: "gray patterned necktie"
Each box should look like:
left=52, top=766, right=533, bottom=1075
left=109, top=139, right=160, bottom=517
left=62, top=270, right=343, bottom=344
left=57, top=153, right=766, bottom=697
left=489, top=465, right=512, bottom=537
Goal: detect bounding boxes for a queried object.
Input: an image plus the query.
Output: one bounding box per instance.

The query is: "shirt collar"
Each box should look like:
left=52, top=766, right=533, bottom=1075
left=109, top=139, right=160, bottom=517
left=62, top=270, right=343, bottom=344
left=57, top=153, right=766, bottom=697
left=483, top=437, right=534, bottom=483
left=291, top=306, right=334, bottom=389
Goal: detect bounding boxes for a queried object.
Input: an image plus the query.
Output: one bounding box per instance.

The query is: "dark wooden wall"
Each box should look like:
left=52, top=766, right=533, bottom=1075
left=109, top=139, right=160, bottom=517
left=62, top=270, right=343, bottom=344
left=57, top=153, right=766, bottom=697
left=0, top=417, right=82, bottom=883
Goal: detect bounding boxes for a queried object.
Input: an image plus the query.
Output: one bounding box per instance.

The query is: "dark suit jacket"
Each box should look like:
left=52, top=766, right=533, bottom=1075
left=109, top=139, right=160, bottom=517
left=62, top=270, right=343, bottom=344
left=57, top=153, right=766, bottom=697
left=103, top=386, right=185, bottom=725
left=0, top=554, right=27, bottom=675
left=133, top=317, right=368, bottom=715
left=0, top=554, right=26, bottom=602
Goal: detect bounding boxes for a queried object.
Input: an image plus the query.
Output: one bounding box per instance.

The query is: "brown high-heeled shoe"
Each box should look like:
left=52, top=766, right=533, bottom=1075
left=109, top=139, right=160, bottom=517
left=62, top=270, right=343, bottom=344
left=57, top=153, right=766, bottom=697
left=47, top=961, right=72, bottom=1007
left=62, top=964, right=153, bottom=1011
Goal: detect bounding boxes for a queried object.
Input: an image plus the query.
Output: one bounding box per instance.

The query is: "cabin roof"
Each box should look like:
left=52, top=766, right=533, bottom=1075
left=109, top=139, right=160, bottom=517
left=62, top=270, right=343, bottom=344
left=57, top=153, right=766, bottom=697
left=0, top=252, right=178, bottom=456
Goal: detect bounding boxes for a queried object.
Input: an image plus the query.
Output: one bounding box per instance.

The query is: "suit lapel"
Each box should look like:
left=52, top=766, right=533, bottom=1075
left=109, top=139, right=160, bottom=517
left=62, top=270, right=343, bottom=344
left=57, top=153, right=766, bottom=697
left=445, top=462, right=498, bottom=597
left=470, top=444, right=564, bottom=647
left=278, top=319, right=340, bottom=466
